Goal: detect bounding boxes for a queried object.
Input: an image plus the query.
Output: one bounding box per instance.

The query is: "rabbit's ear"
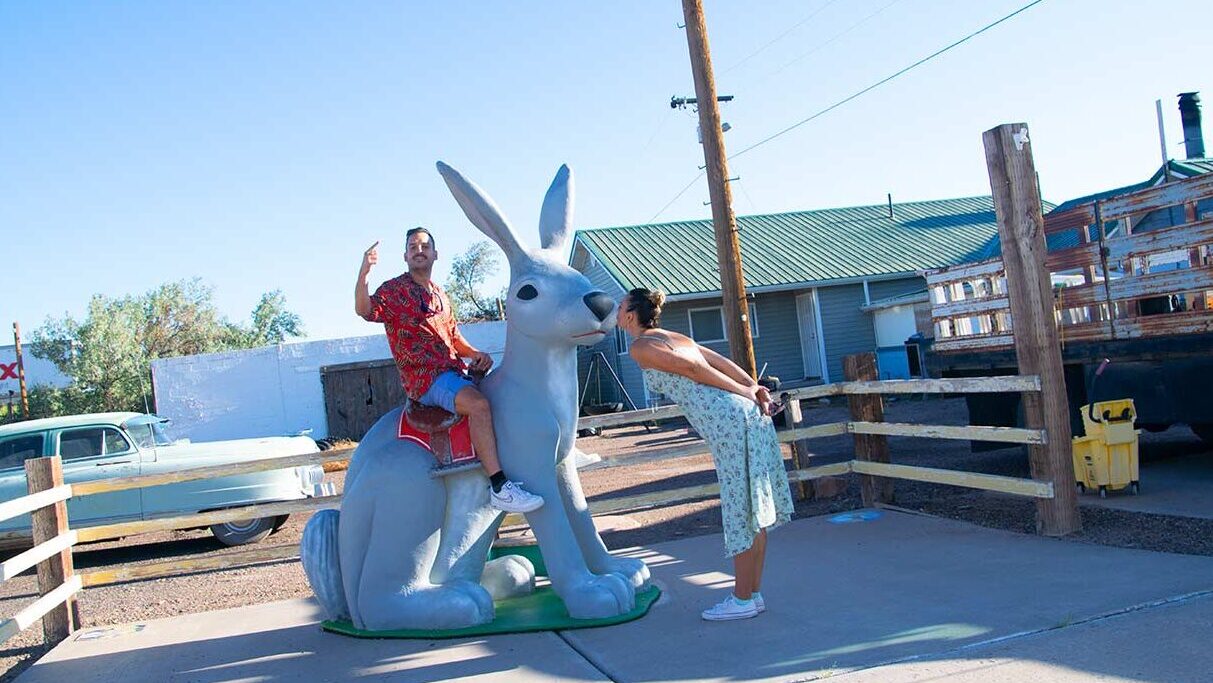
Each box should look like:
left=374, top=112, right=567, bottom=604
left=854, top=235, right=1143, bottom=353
left=437, top=162, right=526, bottom=262
left=538, top=165, right=574, bottom=253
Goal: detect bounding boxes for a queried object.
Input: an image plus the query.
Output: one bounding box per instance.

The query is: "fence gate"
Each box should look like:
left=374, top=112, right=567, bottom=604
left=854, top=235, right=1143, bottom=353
left=320, top=359, right=404, bottom=440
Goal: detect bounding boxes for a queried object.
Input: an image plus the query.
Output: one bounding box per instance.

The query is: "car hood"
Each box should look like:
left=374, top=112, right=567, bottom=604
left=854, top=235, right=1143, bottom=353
left=154, top=435, right=318, bottom=465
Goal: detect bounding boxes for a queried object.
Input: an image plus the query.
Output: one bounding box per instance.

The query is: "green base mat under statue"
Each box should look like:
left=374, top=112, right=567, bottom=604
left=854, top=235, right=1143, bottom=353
left=321, top=545, right=661, bottom=639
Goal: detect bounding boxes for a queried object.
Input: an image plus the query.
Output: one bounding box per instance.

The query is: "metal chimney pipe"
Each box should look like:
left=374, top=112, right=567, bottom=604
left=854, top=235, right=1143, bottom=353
left=1178, top=92, right=1205, bottom=160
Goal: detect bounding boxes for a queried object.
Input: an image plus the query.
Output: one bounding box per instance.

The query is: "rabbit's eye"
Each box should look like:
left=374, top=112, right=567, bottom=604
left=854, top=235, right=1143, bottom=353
left=516, top=285, right=539, bottom=300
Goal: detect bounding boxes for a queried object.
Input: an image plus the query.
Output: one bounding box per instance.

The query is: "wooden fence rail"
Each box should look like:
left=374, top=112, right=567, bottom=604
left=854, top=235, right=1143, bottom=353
left=74, top=449, right=355, bottom=497
left=2, top=370, right=1052, bottom=647
left=0, top=486, right=72, bottom=524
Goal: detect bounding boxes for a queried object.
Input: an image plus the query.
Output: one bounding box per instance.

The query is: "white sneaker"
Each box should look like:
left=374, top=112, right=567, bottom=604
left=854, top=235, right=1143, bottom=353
left=701, top=595, right=759, bottom=621
left=490, top=481, right=544, bottom=513
left=752, top=592, right=765, bottom=613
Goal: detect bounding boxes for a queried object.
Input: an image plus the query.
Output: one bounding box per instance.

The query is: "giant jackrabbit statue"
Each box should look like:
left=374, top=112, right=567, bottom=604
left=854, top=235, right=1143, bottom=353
left=301, top=162, right=651, bottom=631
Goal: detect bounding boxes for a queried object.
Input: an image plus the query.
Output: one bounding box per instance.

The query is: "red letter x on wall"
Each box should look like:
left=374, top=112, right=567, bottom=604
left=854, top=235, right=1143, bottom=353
left=0, top=363, right=17, bottom=381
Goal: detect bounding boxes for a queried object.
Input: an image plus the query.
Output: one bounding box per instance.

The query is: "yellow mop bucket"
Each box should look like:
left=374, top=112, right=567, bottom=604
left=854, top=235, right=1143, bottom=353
left=1073, top=398, right=1140, bottom=498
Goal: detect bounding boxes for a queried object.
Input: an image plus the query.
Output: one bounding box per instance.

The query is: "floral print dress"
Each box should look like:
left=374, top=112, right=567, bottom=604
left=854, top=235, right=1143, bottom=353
left=643, top=367, right=795, bottom=557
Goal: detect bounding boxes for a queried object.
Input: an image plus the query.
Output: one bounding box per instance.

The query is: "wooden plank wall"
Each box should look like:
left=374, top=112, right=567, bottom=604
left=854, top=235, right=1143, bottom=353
left=320, top=360, right=405, bottom=440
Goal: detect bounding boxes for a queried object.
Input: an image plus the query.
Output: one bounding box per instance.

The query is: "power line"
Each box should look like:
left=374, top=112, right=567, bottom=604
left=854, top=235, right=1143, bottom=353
left=771, top=0, right=905, bottom=77
left=734, top=175, right=760, bottom=215
left=730, top=0, right=1047, bottom=162
left=649, top=171, right=704, bottom=223
left=721, top=0, right=841, bottom=75
left=637, top=108, right=676, bottom=158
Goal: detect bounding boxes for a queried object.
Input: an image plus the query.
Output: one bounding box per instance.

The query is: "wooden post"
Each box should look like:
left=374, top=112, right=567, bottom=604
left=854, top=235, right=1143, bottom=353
left=983, top=123, right=1081, bottom=536
left=681, top=0, right=757, bottom=378
left=844, top=353, right=893, bottom=505
left=783, top=394, right=809, bottom=500
left=13, top=323, right=29, bottom=418
left=25, top=456, right=78, bottom=642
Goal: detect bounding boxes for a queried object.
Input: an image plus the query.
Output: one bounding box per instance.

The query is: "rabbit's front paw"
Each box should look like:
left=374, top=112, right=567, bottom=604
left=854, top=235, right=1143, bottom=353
left=594, top=556, right=650, bottom=589
left=562, top=572, right=636, bottom=619
left=446, top=579, right=495, bottom=623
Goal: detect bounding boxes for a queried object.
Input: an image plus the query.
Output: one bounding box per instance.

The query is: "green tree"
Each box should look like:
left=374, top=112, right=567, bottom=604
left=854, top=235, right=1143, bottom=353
left=29, top=278, right=304, bottom=414
left=0, top=384, right=63, bottom=425
left=445, top=240, right=505, bottom=323
left=236, top=290, right=305, bottom=347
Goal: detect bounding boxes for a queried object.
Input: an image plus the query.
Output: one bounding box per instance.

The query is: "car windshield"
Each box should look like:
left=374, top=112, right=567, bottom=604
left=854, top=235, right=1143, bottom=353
left=123, top=418, right=176, bottom=448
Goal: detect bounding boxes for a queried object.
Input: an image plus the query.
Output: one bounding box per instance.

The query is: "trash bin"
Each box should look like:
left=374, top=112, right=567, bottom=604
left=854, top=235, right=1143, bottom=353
left=1073, top=399, right=1140, bottom=498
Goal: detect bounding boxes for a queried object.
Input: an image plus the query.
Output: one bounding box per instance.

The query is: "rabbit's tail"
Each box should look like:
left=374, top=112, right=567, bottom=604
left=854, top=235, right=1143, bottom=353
left=300, top=509, right=349, bottom=621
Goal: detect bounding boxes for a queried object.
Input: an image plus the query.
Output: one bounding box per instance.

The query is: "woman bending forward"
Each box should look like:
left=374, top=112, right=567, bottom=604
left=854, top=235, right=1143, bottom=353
left=618, top=288, right=795, bottom=621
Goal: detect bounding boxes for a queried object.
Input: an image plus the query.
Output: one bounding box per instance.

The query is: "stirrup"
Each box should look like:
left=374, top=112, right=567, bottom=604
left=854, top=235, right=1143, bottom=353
left=428, top=460, right=482, bottom=478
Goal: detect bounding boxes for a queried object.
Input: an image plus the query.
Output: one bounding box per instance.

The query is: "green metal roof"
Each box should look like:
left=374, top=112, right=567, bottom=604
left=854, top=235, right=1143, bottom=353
left=1166, top=157, right=1213, bottom=177
left=1048, top=158, right=1213, bottom=214
left=0, top=412, right=145, bottom=438
left=574, top=197, right=1004, bottom=297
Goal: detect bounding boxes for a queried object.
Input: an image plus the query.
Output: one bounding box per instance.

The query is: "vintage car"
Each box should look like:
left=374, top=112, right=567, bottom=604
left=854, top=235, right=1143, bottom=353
left=0, top=412, right=334, bottom=548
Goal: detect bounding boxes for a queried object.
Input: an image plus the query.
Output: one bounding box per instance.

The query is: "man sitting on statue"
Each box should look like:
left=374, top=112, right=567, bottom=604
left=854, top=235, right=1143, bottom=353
left=355, top=226, right=544, bottom=514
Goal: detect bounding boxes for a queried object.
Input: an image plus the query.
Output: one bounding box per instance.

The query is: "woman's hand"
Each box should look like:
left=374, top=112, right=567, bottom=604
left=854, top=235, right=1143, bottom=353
left=757, top=385, right=777, bottom=416
left=749, top=385, right=776, bottom=416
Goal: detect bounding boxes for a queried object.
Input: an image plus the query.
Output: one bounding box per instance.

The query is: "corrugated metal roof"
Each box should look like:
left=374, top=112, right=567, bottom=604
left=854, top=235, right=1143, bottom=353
left=575, top=197, right=1003, bottom=297
left=1048, top=158, right=1213, bottom=214
left=1169, top=158, right=1213, bottom=176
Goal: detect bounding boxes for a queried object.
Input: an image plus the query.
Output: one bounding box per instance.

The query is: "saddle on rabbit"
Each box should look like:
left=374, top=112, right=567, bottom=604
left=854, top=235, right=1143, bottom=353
left=300, top=162, right=651, bottom=632
left=399, top=370, right=485, bottom=477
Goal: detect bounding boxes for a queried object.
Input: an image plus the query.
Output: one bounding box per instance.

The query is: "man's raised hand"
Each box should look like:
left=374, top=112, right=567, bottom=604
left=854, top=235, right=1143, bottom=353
left=361, top=241, right=380, bottom=275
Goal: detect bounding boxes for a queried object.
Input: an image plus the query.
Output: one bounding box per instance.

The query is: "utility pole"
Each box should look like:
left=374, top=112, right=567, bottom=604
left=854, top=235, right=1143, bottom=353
left=13, top=323, right=29, bottom=418
left=681, top=0, right=757, bottom=378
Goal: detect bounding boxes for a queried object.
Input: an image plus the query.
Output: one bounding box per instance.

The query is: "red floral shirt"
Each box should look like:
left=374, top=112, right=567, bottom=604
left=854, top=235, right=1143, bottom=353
left=366, top=275, right=467, bottom=399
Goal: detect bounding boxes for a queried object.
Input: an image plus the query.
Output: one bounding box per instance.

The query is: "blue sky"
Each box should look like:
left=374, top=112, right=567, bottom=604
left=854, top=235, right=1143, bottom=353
left=3, top=1, right=1209, bottom=342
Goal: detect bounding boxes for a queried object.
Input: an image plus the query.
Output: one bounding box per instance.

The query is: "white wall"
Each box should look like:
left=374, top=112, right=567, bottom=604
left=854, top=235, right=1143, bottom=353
left=151, top=322, right=507, bottom=442
left=0, top=345, right=72, bottom=403
left=873, top=305, right=918, bottom=348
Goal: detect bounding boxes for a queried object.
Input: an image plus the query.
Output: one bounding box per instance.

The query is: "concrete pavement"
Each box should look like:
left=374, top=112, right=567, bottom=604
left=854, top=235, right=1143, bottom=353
left=1079, top=437, right=1213, bottom=519
left=19, top=510, right=1213, bottom=682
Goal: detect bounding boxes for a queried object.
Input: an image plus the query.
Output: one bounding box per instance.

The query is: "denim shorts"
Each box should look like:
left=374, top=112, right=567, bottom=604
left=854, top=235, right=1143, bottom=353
left=418, top=370, right=474, bottom=413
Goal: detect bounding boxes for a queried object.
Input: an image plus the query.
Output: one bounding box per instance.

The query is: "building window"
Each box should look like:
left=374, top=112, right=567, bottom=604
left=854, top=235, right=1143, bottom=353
left=615, top=328, right=629, bottom=354
left=0, top=434, right=44, bottom=470
left=687, top=304, right=758, bottom=343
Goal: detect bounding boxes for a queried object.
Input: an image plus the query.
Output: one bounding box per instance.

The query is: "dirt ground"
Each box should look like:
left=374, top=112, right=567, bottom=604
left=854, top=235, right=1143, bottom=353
left=2, top=397, right=1210, bottom=681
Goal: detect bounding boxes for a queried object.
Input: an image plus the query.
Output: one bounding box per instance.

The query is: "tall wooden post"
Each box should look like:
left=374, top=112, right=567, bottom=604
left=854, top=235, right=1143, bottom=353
left=844, top=353, right=894, bottom=505
left=983, top=123, right=1081, bottom=536
left=783, top=394, right=809, bottom=500
left=25, top=456, right=78, bottom=642
left=681, top=0, right=757, bottom=378
left=13, top=323, right=29, bottom=418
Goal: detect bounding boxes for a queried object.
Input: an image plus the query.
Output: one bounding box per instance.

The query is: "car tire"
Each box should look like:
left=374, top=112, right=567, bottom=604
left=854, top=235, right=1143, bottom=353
left=211, top=516, right=276, bottom=546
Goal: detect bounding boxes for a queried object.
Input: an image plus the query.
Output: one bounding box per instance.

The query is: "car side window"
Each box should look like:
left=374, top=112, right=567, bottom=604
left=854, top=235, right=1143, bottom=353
left=0, top=434, right=45, bottom=470
left=103, top=429, right=133, bottom=455
left=57, top=428, right=104, bottom=460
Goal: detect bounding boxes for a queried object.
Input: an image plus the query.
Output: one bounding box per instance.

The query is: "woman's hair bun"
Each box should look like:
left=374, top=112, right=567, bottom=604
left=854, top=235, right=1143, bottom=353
left=627, top=287, right=665, bottom=329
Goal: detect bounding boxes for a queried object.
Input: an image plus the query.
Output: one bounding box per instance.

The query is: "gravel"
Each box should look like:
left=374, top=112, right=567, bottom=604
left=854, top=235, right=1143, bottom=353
left=2, top=397, right=1209, bottom=681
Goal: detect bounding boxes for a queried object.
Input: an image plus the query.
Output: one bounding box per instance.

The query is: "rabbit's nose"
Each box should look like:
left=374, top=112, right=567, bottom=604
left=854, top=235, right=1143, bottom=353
left=584, top=291, right=615, bottom=322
